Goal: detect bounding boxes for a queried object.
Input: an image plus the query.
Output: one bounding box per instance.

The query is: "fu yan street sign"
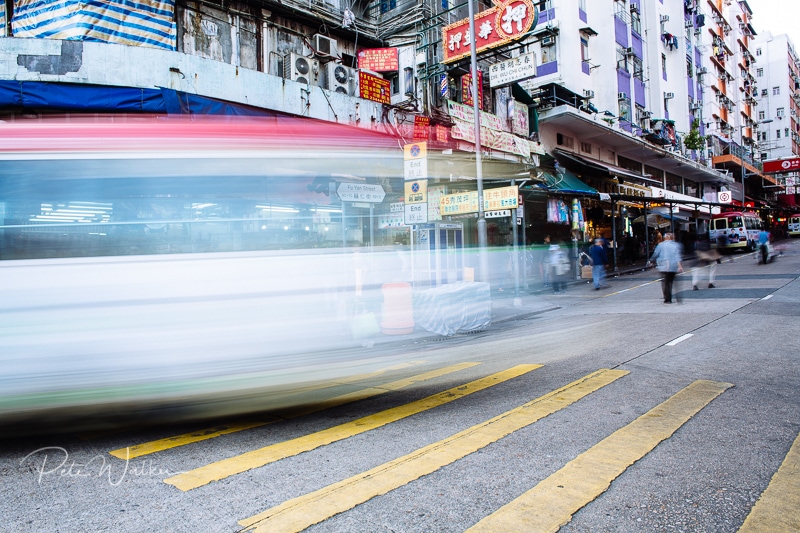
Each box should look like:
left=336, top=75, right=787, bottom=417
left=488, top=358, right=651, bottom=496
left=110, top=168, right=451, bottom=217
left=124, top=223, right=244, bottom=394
left=442, top=0, right=538, bottom=64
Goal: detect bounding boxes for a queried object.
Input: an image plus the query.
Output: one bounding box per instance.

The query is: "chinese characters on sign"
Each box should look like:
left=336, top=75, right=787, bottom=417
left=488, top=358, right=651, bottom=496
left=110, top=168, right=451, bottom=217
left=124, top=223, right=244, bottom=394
left=413, top=116, right=430, bottom=140
left=488, top=51, right=537, bottom=87
left=359, top=72, right=391, bottom=104
left=442, top=0, right=538, bottom=64
left=357, top=48, right=399, bottom=72
left=439, top=186, right=518, bottom=215
left=483, top=185, right=519, bottom=210
left=336, top=182, right=386, bottom=203
left=404, top=142, right=428, bottom=180
left=461, top=71, right=484, bottom=109
left=404, top=180, right=428, bottom=204
left=763, top=157, right=800, bottom=173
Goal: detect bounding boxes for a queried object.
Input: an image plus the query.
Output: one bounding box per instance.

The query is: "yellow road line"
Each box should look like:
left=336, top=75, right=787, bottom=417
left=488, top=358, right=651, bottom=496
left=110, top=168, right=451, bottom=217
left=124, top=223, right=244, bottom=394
left=166, top=364, right=542, bottom=492
left=237, top=368, right=627, bottom=532
left=109, top=360, right=464, bottom=460
left=738, top=432, right=800, bottom=533
left=467, top=379, right=732, bottom=533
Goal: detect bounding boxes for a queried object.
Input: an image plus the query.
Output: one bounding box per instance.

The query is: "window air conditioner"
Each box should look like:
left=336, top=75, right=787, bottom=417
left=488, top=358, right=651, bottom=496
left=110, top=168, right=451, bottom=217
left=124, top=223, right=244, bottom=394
left=624, top=47, right=635, bottom=55
left=313, top=34, right=338, bottom=58
left=664, top=92, right=675, bottom=99
left=541, top=36, right=555, bottom=46
left=697, top=67, right=707, bottom=75
left=641, top=110, right=652, bottom=118
left=618, top=92, right=628, bottom=100
left=324, top=62, right=356, bottom=95
left=583, top=89, right=595, bottom=98
left=284, top=53, right=320, bottom=85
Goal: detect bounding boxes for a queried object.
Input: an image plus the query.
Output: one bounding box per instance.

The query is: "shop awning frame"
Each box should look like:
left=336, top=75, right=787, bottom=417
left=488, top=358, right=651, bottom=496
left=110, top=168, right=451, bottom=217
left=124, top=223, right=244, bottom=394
left=554, top=149, right=662, bottom=185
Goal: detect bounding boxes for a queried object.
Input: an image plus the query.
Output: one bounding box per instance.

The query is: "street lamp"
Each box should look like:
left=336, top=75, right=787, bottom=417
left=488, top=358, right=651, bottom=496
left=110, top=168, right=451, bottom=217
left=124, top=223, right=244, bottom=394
left=740, top=119, right=773, bottom=204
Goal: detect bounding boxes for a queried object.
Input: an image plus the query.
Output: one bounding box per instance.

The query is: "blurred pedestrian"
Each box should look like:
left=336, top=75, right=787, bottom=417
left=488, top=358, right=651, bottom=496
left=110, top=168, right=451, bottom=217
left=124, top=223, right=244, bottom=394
left=647, top=232, right=683, bottom=304
left=692, top=235, right=721, bottom=290
left=758, top=227, right=770, bottom=265
left=589, top=238, right=608, bottom=290
left=548, top=243, right=570, bottom=294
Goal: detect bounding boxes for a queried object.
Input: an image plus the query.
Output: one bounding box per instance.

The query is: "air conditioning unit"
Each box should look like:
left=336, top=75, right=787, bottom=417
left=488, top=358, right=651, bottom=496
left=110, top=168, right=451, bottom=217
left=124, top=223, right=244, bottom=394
left=324, top=62, right=356, bottom=95
left=664, top=92, right=675, bottom=99
left=690, top=102, right=701, bottom=110
left=697, top=67, right=707, bottom=75
left=313, top=34, right=338, bottom=58
left=641, top=110, right=652, bottom=118
left=629, top=4, right=639, bottom=14
left=541, top=36, right=555, bottom=46
left=660, top=15, right=669, bottom=22
left=284, top=53, right=320, bottom=85
left=624, top=47, right=635, bottom=55
left=583, top=89, right=595, bottom=98
left=618, top=92, right=628, bottom=100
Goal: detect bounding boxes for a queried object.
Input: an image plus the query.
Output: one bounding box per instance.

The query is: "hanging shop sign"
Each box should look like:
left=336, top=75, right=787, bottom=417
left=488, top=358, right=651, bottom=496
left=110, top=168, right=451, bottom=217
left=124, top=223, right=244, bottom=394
left=486, top=210, right=510, bottom=218
left=484, top=185, right=519, bottom=210
left=489, top=51, right=537, bottom=87
left=442, top=0, right=538, bottom=64
left=461, top=70, right=484, bottom=108
left=439, top=186, right=518, bottom=215
left=413, top=116, right=430, bottom=140
left=763, top=157, right=800, bottom=173
left=441, top=191, right=479, bottom=215
left=359, top=71, right=391, bottom=104
left=357, top=48, right=399, bottom=72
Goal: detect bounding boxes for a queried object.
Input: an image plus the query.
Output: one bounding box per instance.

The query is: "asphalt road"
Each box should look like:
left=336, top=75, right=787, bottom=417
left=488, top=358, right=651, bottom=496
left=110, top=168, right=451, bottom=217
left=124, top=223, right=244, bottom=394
left=2, top=239, right=799, bottom=533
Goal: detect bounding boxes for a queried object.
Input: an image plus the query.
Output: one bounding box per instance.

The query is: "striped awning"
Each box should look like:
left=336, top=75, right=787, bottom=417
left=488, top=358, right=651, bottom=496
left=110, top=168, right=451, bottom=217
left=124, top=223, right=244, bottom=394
left=11, top=0, right=176, bottom=50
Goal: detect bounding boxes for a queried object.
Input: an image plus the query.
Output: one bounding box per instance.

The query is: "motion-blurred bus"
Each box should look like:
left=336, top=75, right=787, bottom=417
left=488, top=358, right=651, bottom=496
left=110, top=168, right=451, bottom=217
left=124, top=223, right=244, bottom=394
left=0, top=116, right=521, bottom=428
left=709, top=211, right=763, bottom=252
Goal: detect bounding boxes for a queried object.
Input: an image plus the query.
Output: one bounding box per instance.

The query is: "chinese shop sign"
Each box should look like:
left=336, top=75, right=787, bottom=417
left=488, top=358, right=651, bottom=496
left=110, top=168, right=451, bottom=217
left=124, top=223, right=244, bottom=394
left=442, top=0, right=538, bottom=64
left=489, top=51, right=537, bottom=87
left=359, top=71, right=391, bottom=104
left=461, top=70, right=484, bottom=108
left=763, top=157, right=800, bottom=173
left=357, top=48, right=399, bottom=72
left=413, top=116, right=430, bottom=140
left=439, top=186, right=518, bottom=215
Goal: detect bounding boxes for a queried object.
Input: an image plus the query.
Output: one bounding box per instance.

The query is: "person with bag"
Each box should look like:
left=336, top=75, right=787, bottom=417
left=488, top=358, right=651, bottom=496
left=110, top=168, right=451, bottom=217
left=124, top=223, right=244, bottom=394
left=647, top=232, right=683, bottom=304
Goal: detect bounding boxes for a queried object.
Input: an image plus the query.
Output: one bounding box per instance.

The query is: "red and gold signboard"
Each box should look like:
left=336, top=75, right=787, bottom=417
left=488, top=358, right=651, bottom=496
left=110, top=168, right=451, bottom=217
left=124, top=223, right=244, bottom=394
left=413, top=116, right=430, bottom=140
left=763, top=157, right=800, bottom=173
left=461, top=71, right=484, bottom=109
left=359, top=71, right=391, bottom=104
left=442, top=0, right=537, bottom=64
left=435, top=124, right=449, bottom=142
left=357, top=48, right=399, bottom=72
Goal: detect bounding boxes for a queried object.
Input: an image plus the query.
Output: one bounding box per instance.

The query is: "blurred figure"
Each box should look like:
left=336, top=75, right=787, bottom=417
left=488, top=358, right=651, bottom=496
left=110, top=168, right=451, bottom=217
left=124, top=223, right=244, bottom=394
left=540, top=235, right=552, bottom=288
left=548, top=243, right=570, bottom=294
left=758, top=227, right=770, bottom=265
left=589, top=238, right=608, bottom=290
left=693, top=234, right=721, bottom=290
left=647, top=232, right=683, bottom=304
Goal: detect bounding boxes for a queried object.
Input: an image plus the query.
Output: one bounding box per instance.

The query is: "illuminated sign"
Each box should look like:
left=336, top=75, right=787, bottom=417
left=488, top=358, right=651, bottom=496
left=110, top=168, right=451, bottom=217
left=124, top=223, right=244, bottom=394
left=763, top=157, right=800, bottom=173
left=413, top=116, right=430, bottom=140
left=357, top=48, right=399, bottom=72
left=442, top=0, right=538, bottom=64
left=358, top=71, right=391, bottom=104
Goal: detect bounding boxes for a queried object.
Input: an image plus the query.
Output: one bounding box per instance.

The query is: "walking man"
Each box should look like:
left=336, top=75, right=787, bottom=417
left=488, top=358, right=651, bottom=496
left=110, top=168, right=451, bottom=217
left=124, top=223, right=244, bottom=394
left=589, top=238, right=608, bottom=290
left=647, top=232, right=683, bottom=304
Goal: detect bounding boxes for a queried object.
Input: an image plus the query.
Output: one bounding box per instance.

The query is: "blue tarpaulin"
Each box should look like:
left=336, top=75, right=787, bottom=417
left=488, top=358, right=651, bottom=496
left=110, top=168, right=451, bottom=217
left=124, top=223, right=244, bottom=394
left=0, top=80, right=283, bottom=116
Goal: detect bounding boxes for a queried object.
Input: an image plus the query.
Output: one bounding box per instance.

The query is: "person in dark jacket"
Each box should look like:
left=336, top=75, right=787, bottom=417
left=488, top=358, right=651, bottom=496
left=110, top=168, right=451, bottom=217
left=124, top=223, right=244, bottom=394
left=589, top=238, right=608, bottom=290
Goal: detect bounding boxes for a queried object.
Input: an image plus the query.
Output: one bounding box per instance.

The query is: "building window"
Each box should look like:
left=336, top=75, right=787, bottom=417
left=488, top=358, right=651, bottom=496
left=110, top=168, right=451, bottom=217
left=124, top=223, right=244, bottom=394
left=687, top=58, right=693, bottom=78
left=619, top=96, right=632, bottom=122
left=617, top=46, right=630, bottom=72
left=380, top=0, right=396, bottom=14
left=757, top=68, right=764, bottom=77
left=756, top=48, right=762, bottom=56
left=760, top=131, right=767, bottom=141
left=633, top=56, right=644, bottom=80
left=786, top=128, right=790, bottom=137
left=631, top=10, right=641, bottom=34
left=580, top=141, right=592, bottom=154
left=759, top=110, right=765, bottom=120
left=578, top=0, right=586, bottom=10
left=661, top=54, right=667, bottom=78
left=762, top=89, right=768, bottom=96
left=541, top=40, right=556, bottom=63
left=773, top=86, right=780, bottom=95
left=777, top=107, right=785, bottom=118
left=776, top=130, right=781, bottom=139
left=581, top=37, right=589, bottom=63
left=761, top=152, right=768, bottom=160
left=556, top=133, right=574, bottom=148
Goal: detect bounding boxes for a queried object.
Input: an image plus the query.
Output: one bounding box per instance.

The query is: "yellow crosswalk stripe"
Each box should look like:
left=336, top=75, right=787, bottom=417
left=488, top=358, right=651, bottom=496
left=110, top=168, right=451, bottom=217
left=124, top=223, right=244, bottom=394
left=237, top=368, right=627, bottom=533
left=467, top=379, right=732, bottom=533
left=166, top=364, right=542, bottom=492
left=738, top=432, right=800, bottom=533
left=108, top=360, right=463, bottom=460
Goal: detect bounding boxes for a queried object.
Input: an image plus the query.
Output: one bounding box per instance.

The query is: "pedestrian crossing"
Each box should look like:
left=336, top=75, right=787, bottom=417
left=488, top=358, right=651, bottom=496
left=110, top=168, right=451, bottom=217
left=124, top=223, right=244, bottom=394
left=103, top=361, right=798, bottom=532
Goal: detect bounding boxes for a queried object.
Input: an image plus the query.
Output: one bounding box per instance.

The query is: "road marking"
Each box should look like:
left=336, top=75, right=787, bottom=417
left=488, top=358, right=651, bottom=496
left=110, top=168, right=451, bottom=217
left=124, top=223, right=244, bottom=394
left=738, top=432, right=800, bottom=533
left=666, top=333, right=694, bottom=346
left=107, top=360, right=469, bottom=460
left=166, top=364, right=541, bottom=491
left=237, top=368, right=627, bottom=533
left=762, top=294, right=773, bottom=301
left=467, top=379, right=732, bottom=533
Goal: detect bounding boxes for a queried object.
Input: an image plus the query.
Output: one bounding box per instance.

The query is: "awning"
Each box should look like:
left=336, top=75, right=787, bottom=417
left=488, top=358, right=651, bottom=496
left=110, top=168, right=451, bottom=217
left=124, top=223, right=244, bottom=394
left=554, top=149, right=660, bottom=184
left=633, top=212, right=688, bottom=227
left=533, top=169, right=598, bottom=195
left=511, top=83, right=535, bottom=106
